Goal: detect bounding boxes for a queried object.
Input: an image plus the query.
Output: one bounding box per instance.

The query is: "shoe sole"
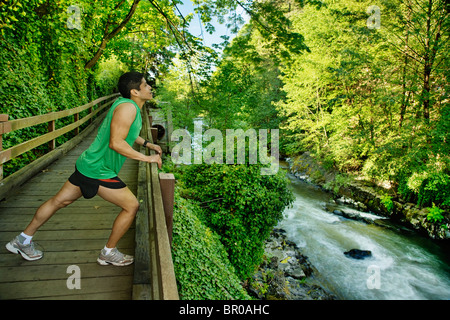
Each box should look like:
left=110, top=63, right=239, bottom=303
left=97, top=257, right=134, bottom=267
left=5, top=243, right=43, bottom=261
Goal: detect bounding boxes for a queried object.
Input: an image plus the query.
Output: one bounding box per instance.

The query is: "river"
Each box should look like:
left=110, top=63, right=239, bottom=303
left=278, top=167, right=450, bottom=300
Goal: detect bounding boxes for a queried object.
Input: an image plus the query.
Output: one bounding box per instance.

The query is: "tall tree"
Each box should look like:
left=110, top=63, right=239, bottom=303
left=84, top=0, right=141, bottom=69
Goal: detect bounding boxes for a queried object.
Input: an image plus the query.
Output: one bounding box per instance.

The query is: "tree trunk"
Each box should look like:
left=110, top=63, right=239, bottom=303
left=421, top=0, right=443, bottom=123
left=399, top=1, right=411, bottom=128
left=421, top=0, right=433, bottom=122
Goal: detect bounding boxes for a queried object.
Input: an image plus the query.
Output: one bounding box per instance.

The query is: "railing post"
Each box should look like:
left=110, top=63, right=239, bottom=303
left=74, top=112, right=79, bottom=135
left=149, top=115, right=158, bottom=142
left=159, top=172, right=175, bottom=246
left=0, top=114, right=9, bottom=180
left=48, top=119, right=56, bottom=150
left=89, top=103, right=94, bottom=124
left=166, top=108, right=173, bottom=152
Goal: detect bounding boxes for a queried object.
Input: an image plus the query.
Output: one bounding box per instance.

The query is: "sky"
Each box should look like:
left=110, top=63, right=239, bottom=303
left=176, top=0, right=249, bottom=49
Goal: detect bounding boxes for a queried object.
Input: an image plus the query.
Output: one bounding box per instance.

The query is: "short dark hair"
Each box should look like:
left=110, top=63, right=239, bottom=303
left=118, top=72, right=145, bottom=99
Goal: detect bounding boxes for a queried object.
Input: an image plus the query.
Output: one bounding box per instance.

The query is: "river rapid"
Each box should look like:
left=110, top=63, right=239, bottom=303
left=278, top=168, right=450, bottom=300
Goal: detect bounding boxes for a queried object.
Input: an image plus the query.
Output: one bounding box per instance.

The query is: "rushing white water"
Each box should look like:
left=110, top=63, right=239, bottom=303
left=279, top=172, right=450, bottom=300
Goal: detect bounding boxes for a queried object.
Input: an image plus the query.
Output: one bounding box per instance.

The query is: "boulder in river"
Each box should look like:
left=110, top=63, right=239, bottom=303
left=344, top=249, right=372, bottom=260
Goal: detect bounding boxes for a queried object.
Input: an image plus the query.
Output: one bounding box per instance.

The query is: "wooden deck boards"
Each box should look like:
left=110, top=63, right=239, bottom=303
left=0, top=130, right=139, bottom=300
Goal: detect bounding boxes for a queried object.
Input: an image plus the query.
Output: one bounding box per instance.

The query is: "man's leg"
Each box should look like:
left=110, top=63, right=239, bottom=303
left=97, top=185, right=139, bottom=249
left=96, top=185, right=139, bottom=266
left=23, top=180, right=83, bottom=236
left=6, top=180, right=82, bottom=261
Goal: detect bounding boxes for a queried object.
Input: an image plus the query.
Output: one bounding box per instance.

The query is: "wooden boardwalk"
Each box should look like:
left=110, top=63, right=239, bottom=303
left=0, top=129, right=138, bottom=300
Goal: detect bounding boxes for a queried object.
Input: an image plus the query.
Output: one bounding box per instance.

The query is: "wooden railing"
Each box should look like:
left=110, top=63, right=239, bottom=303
left=133, top=105, right=179, bottom=300
left=0, top=94, right=119, bottom=200
left=0, top=93, right=119, bottom=180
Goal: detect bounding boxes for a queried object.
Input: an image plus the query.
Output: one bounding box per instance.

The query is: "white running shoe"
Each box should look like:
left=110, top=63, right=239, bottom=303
left=97, top=248, right=134, bottom=266
left=6, top=236, right=43, bottom=261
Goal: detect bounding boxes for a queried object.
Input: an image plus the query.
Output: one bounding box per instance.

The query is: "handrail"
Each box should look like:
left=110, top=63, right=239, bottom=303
left=0, top=94, right=119, bottom=200
left=6, top=94, right=119, bottom=132
left=133, top=104, right=178, bottom=300
left=0, top=93, right=119, bottom=177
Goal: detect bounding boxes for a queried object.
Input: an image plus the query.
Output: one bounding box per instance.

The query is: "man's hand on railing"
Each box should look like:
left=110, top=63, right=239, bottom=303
left=147, top=143, right=162, bottom=156
left=146, top=154, right=162, bottom=169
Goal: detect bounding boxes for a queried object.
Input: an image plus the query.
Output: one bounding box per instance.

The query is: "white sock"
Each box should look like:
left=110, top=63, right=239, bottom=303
left=103, top=246, right=114, bottom=255
left=19, top=232, right=33, bottom=245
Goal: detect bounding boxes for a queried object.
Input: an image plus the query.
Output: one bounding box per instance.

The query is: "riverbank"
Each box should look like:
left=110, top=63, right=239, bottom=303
left=288, top=152, right=450, bottom=241
left=247, top=228, right=337, bottom=300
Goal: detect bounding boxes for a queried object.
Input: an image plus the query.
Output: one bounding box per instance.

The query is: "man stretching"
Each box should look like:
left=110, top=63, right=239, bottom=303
left=6, top=72, right=162, bottom=266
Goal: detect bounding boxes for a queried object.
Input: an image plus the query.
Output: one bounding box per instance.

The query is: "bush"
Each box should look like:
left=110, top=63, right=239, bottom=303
left=380, top=194, right=394, bottom=213
left=426, top=203, right=445, bottom=224
left=399, top=170, right=450, bottom=208
left=180, top=163, right=294, bottom=280
left=171, top=192, right=250, bottom=300
left=417, top=172, right=450, bottom=207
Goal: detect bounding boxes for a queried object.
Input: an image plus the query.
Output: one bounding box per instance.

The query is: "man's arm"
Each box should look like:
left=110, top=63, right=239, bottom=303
left=135, top=136, right=162, bottom=155
left=109, top=103, right=161, bottom=168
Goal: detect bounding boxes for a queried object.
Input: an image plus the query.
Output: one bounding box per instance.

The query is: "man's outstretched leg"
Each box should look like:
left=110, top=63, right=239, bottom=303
left=96, top=185, right=139, bottom=266
left=6, top=181, right=82, bottom=261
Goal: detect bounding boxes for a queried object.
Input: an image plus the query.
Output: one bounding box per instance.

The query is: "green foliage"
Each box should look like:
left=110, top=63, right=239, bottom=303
left=381, top=194, right=394, bottom=213
left=397, top=166, right=450, bottom=208
left=94, top=56, right=127, bottom=97
left=324, top=173, right=353, bottom=194
left=203, top=23, right=287, bottom=131
left=426, top=203, right=445, bottom=224
left=171, top=191, right=250, bottom=300
left=180, top=163, right=294, bottom=280
left=418, top=172, right=450, bottom=208
left=271, top=0, right=448, bottom=208
left=155, top=57, right=202, bottom=132
left=193, top=0, right=309, bottom=58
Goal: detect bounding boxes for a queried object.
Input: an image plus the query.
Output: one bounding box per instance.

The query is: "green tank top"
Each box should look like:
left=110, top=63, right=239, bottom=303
left=76, top=97, right=142, bottom=179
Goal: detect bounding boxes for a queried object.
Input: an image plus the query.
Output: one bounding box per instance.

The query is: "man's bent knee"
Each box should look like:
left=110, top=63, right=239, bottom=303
left=119, top=197, right=139, bottom=215
left=127, top=199, right=139, bottom=215
left=51, top=197, right=75, bottom=209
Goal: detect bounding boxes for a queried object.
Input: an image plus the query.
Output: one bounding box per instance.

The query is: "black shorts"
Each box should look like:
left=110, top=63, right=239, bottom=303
left=68, top=167, right=127, bottom=199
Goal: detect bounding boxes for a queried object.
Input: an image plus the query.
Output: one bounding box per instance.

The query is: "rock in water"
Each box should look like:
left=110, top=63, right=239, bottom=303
left=344, top=249, right=372, bottom=260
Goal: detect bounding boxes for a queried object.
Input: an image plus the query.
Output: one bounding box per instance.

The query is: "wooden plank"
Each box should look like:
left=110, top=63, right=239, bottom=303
left=147, top=162, right=161, bottom=300
left=0, top=262, right=133, bottom=283
left=0, top=250, right=113, bottom=267
left=0, top=275, right=132, bottom=300
left=133, top=160, right=152, bottom=299
left=30, top=237, right=134, bottom=253
left=30, top=290, right=132, bottom=300
left=159, top=172, right=175, bottom=245
left=0, top=215, right=123, bottom=227
left=132, top=284, right=152, bottom=300
left=0, top=121, right=11, bottom=135
left=0, top=218, right=119, bottom=232
left=0, top=198, right=117, bottom=208
left=0, top=229, right=116, bottom=242
left=150, top=162, right=179, bottom=300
